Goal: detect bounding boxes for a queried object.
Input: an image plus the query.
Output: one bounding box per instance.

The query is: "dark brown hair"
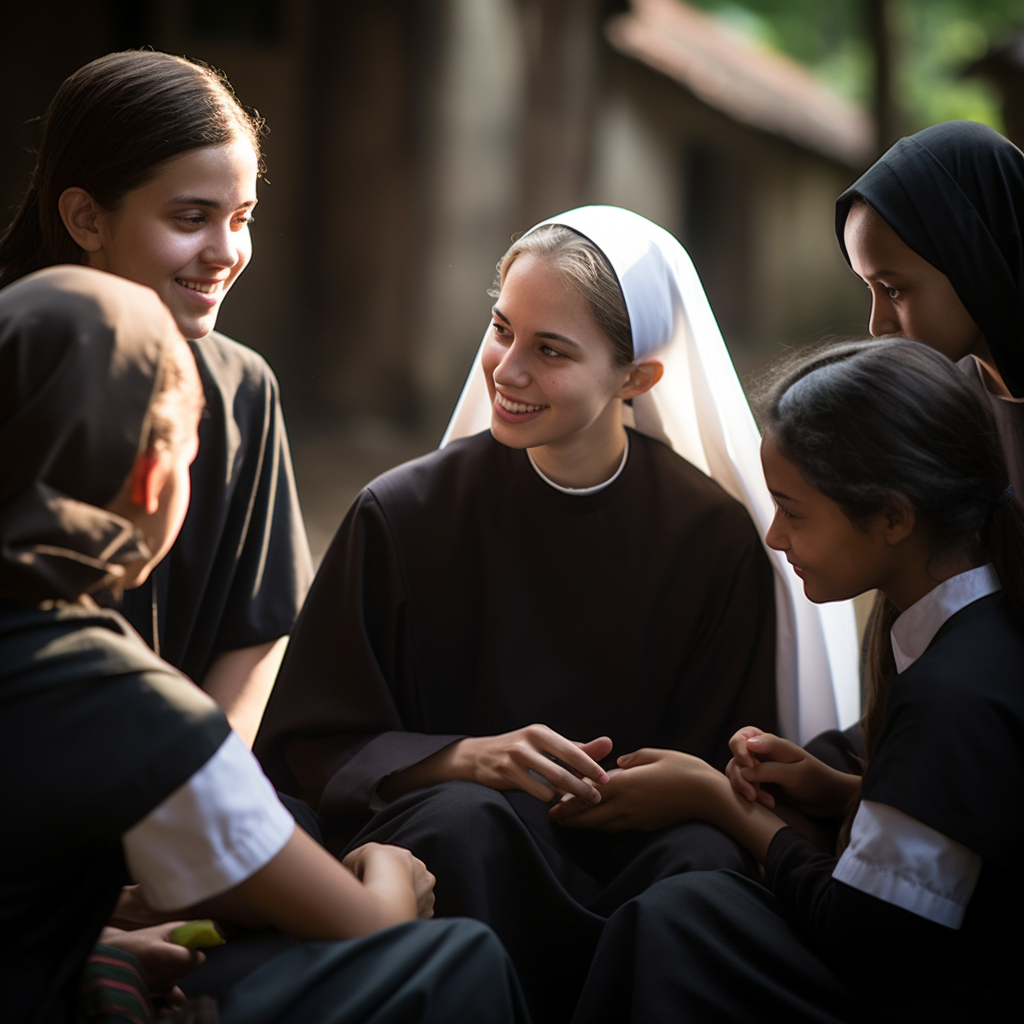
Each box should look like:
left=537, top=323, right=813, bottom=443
left=762, top=338, right=1024, bottom=757
left=0, top=50, right=264, bottom=288
left=489, top=225, right=634, bottom=365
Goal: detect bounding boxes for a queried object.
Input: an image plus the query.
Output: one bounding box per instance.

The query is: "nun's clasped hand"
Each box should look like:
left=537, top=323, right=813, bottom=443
left=456, top=726, right=612, bottom=804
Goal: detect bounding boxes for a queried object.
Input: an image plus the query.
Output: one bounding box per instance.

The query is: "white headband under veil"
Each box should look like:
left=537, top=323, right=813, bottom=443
left=441, top=205, right=859, bottom=743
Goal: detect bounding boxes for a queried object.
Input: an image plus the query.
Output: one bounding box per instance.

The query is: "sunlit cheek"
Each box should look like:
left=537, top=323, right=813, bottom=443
left=151, top=231, right=204, bottom=275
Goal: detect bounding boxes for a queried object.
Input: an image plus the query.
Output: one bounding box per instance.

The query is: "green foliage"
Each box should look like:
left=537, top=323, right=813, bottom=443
left=686, top=0, right=1024, bottom=131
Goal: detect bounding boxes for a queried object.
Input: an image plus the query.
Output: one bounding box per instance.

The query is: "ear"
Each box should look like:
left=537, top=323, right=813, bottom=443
left=128, top=450, right=169, bottom=515
left=57, top=187, right=105, bottom=255
left=618, top=359, right=665, bottom=401
left=880, top=494, right=916, bottom=545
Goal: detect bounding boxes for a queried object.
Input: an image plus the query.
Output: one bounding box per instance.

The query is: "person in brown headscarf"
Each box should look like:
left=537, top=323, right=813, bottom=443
left=0, top=266, right=526, bottom=1024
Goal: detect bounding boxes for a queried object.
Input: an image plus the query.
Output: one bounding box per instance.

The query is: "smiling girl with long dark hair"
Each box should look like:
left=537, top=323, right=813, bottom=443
left=0, top=50, right=311, bottom=745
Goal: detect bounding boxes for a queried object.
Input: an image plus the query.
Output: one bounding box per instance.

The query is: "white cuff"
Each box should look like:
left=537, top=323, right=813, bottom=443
left=124, top=731, right=295, bottom=910
left=833, top=801, right=981, bottom=929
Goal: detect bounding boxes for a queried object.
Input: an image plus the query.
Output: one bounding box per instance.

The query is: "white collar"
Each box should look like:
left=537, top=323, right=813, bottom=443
left=890, top=565, right=1002, bottom=673
left=527, top=436, right=629, bottom=496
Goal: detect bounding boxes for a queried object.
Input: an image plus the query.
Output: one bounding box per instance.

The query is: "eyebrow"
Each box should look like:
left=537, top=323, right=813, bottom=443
left=860, top=266, right=908, bottom=281
left=166, top=196, right=257, bottom=210
left=768, top=488, right=802, bottom=505
left=490, top=306, right=583, bottom=350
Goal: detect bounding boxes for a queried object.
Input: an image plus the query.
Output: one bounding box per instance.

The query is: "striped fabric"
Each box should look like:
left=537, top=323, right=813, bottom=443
left=76, top=945, right=153, bottom=1024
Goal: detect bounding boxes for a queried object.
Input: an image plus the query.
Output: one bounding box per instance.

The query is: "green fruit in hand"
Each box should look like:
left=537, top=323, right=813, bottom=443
left=169, top=919, right=225, bottom=949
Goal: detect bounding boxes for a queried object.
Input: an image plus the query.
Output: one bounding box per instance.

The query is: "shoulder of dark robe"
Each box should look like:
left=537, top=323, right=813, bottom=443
left=366, top=428, right=767, bottom=555
left=863, top=591, right=1024, bottom=869
left=257, top=429, right=775, bottom=799
left=0, top=598, right=230, bottom=1024
left=118, top=331, right=313, bottom=684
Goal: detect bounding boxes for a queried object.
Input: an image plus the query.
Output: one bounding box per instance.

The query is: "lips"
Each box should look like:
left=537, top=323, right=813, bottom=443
left=173, top=278, right=227, bottom=313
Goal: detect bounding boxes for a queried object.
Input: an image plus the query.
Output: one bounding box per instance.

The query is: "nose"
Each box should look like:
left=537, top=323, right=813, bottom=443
left=492, top=340, right=530, bottom=390
left=201, top=221, right=245, bottom=271
left=868, top=292, right=899, bottom=338
left=764, top=510, right=788, bottom=552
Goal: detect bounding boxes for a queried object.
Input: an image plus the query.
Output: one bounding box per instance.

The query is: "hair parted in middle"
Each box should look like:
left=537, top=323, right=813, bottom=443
left=490, top=224, right=634, bottom=366
left=0, top=49, right=265, bottom=290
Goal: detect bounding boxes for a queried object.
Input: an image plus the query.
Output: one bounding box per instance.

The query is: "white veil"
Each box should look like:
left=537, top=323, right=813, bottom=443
left=441, top=205, right=859, bottom=743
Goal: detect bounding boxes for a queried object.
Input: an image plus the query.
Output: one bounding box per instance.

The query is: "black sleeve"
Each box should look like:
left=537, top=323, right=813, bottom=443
left=255, top=489, right=462, bottom=816
left=765, top=827, right=960, bottom=981
left=119, top=336, right=313, bottom=684
left=210, top=352, right=313, bottom=654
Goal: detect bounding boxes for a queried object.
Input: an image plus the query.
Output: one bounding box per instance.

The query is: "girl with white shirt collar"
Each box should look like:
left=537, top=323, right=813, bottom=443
left=565, top=337, right=1024, bottom=1023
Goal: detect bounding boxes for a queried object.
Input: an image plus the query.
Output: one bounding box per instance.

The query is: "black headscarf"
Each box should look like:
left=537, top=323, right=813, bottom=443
left=836, top=120, right=1024, bottom=398
left=0, top=266, right=179, bottom=603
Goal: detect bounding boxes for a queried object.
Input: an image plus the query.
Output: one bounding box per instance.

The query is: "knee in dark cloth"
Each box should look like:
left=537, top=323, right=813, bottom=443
left=342, top=781, right=523, bottom=864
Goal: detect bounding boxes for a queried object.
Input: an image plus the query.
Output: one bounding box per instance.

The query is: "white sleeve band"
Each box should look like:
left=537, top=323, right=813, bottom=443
left=833, top=800, right=982, bottom=929
left=123, top=731, right=295, bottom=910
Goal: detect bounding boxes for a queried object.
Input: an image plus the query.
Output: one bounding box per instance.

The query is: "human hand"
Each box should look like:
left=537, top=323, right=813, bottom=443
left=726, top=729, right=859, bottom=817
left=97, top=923, right=205, bottom=1006
left=108, top=884, right=173, bottom=929
left=457, top=727, right=612, bottom=804
left=549, top=748, right=729, bottom=832
left=343, top=842, right=435, bottom=920
left=727, top=726, right=772, bottom=804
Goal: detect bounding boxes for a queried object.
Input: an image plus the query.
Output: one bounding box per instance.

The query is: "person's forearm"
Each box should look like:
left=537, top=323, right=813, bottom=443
left=765, top=828, right=959, bottom=978
left=202, top=637, right=288, bottom=748
left=708, top=775, right=788, bottom=862
left=377, top=739, right=472, bottom=801
left=229, top=830, right=418, bottom=940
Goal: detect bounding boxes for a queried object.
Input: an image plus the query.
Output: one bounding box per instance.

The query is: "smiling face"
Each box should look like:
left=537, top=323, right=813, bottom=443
left=761, top=432, right=901, bottom=605
left=482, top=253, right=637, bottom=474
left=843, top=201, right=986, bottom=363
left=88, top=138, right=258, bottom=340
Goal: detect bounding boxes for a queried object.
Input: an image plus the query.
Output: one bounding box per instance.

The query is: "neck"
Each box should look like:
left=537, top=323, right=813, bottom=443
left=970, top=340, right=1013, bottom=399
left=529, top=420, right=628, bottom=489
left=882, top=547, right=982, bottom=613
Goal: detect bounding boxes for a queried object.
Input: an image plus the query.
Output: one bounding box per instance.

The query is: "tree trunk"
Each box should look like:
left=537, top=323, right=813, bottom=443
left=865, top=0, right=902, bottom=155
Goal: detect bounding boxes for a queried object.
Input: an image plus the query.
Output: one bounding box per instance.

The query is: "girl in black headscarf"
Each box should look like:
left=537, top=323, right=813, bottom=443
left=835, top=120, right=1024, bottom=502
left=0, top=266, right=526, bottom=1024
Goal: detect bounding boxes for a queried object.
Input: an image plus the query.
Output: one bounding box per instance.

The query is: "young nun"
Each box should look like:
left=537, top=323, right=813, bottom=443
left=835, top=119, right=1024, bottom=505
left=568, top=339, right=1022, bottom=1022
left=0, top=266, right=527, bottom=1024
left=256, top=206, right=858, bottom=1023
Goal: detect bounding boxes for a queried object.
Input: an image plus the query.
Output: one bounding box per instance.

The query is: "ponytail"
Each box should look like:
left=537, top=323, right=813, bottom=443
left=0, top=182, right=70, bottom=289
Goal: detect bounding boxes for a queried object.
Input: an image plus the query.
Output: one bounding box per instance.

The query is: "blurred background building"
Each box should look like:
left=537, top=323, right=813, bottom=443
left=2, top=0, right=1019, bottom=557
